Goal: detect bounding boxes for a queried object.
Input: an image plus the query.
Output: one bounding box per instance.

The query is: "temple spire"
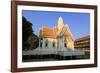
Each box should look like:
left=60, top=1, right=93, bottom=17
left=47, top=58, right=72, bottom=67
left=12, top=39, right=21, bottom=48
left=58, top=16, right=64, bottom=31
left=58, top=16, right=63, bottom=24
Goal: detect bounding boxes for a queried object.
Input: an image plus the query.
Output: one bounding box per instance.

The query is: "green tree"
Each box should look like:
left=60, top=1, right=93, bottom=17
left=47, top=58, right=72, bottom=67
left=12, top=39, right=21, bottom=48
left=27, top=34, right=39, bottom=49
left=22, top=16, right=39, bottom=50
left=22, top=17, right=33, bottom=41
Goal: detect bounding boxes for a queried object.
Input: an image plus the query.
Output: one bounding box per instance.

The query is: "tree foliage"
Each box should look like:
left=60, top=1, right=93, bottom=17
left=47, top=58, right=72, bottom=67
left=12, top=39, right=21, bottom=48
left=27, top=34, right=39, bottom=49
left=22, top=16, right=39, bottom=50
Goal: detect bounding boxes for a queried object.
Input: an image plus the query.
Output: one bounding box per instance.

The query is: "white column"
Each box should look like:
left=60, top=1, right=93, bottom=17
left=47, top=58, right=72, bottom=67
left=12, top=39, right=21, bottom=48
left=62, top=36, right=64, bottom=48
left=59, top=38, right=60, bottom=49
left=57, top=37, right=59, bottom=49
left=60, top=38, right=62, bottom=49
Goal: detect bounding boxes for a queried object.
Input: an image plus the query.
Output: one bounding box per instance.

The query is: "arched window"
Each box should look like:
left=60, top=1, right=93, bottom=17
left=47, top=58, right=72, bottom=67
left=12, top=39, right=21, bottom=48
left=64, top=43, right=67, bottom=48
left=40, top=42, right=42, bottom=47
left=53, top=41, right=56, bottom=48
left=45, top=39, right=48, bottom=47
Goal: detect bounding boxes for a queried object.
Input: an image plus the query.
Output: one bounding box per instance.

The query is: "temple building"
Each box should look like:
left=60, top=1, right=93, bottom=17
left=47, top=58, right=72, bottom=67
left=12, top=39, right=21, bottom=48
left=39, top=16, right=74, bottom=50
left=23, top=17, right=85, bottom=60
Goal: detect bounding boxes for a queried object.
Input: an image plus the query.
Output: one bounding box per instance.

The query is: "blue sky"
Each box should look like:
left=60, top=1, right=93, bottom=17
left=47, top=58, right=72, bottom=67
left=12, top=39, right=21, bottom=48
left=22, top=10, right=90, bottom=39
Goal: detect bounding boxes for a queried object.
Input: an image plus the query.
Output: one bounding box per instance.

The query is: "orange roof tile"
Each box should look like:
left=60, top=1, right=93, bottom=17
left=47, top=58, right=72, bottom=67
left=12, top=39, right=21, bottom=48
left=39, top=27, right=58, bottom=38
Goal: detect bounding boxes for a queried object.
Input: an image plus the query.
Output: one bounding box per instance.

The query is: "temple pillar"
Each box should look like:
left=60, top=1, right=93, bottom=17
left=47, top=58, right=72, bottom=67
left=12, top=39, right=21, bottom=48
left=57, top=37, right=60, bottom=49
left=62, top=36, right=65, bottom=48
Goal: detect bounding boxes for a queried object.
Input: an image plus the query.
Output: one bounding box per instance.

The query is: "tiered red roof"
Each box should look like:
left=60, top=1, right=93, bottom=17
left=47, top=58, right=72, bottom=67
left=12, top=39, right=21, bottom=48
left=39, top=27, right=58, bottom=38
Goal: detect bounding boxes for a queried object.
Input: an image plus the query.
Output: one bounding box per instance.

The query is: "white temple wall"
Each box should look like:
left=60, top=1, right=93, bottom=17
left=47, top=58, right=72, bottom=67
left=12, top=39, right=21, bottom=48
left=42, top=38, right=57, bottom=48
left=65, top=36, right=74, bottom=50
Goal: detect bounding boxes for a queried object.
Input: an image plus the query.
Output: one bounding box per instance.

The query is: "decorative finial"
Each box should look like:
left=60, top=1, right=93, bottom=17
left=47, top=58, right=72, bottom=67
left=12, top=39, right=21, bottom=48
left=58, top=16, right=63, bottom=24
left=58, top=16, right=64, bottom=30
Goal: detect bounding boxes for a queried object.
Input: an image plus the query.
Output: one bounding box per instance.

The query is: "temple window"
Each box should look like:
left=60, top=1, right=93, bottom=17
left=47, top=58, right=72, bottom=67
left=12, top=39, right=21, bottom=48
left=64, top=43, right=67, bottom=48
left=40, top=42, right=42, bottom=47
left=53, top=41, right=56, bottom=48
left=45, top=39, right=48, bottom=47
